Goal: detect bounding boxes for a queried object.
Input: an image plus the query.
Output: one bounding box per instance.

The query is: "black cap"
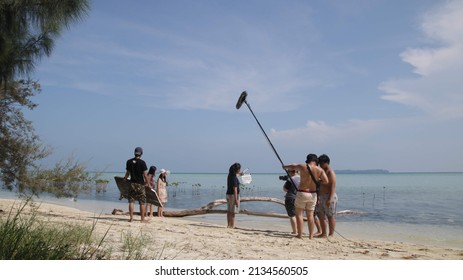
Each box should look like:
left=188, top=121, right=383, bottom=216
left=305, top=154, right=318, bottom=164
left=134, top=147, right=143, bottom=156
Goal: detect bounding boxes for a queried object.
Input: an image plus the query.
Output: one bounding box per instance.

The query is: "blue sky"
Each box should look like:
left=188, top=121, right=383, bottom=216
left=27, top=0, right=463, bottom=173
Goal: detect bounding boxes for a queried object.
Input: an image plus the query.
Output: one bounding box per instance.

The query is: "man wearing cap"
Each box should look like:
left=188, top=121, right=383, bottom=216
left=283, top=154, right=328, bottom=239
left=124, top=147, right=149, bottom=222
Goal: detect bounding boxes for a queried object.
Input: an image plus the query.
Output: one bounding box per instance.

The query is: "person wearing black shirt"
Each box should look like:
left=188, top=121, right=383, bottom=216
left=226, top=162, right=241, bottom=228
left=124, top=147, right=149, bottom=223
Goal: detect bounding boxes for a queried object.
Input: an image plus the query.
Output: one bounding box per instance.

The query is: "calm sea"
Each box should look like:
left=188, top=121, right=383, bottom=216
left=2, top=172, right=463, bottom=249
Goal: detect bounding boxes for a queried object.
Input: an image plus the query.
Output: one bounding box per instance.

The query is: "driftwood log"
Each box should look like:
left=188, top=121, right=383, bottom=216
left=163, top=196, right=286, bottom=218
left=112, top=196, right=366, bottom=218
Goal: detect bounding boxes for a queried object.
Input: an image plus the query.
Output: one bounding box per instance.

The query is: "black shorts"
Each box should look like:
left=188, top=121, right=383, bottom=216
left=285, top=197, right=296, bottom=217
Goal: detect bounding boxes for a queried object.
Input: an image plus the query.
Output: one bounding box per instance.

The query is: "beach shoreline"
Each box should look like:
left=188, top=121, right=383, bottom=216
left=1, top=198, right=462, bottom=260
left=3, top=191, right=461, bottom=250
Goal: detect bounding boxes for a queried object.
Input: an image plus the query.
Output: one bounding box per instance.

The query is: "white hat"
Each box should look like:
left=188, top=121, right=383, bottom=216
left=160, top=169, right=166, bottom=174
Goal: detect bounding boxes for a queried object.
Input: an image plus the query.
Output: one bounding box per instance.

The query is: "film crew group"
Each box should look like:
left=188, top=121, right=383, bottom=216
left=283, top=154, right=331, bottom=239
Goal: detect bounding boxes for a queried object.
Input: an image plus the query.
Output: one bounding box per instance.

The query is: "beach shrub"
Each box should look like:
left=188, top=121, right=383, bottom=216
left=95, top=179, right=109, bottom=193
left=0, top=199, right=109, bottom=260
left=0, top=198, right=173, bottom=260
left=24, top=157, right=102, bottom=199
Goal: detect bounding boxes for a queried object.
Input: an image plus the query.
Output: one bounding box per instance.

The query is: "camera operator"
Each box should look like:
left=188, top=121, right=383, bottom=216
left=282, top=170, right=300, bottom=235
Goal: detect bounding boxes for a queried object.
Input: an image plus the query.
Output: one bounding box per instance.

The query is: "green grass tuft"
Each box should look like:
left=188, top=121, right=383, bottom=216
left=0, top=198, right=109, bottom=260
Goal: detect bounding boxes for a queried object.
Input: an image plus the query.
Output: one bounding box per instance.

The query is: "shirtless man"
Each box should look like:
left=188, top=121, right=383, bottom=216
left=283, top=154, right=328, bottom=239
left=317, top=154, right=338, bottom=237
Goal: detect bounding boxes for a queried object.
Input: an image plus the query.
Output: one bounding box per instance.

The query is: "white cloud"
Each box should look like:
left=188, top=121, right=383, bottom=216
left=399, top=46, right=461, bottom=77
left=420, top=0, right=463, bottom=44
left=271, top=118, right=388, bottom=146
left=379, top=0, right=463, bottom=119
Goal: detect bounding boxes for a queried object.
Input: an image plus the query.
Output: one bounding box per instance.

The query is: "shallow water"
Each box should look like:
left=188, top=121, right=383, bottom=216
left=2, top=172, right=462, bottom=249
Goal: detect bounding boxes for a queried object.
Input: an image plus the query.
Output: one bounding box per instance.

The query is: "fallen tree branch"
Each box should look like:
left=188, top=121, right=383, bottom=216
left=112, top=196, right=367, bottom=218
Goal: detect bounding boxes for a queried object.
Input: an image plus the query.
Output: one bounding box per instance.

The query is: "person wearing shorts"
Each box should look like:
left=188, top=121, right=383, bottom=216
left=283, top=154, right=328, bottom=239
left=124, top=147, right=149, bottom=223
left=283, top=170, right=300, bottom=235
left=226, top=162, right=241, bottom=228
left=317, top=154, right=338, bottom=237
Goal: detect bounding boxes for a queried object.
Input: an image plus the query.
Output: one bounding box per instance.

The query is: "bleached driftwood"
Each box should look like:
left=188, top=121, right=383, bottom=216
left=111, top=196, right=366, bottom=218
left=163, top=197, right=286, bottom=218
left=112, top=197, right=286, bottom=218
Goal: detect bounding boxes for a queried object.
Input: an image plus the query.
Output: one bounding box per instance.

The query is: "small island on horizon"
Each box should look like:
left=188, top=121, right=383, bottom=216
left=335, top=169, right=390, bottom=174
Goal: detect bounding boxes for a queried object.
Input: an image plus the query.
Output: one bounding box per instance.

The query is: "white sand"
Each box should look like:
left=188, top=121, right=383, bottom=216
left=1, top=198, right=462, bottom=260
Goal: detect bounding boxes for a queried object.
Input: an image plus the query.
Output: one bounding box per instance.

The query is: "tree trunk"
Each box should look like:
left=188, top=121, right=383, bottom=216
left=111, top=196, right=366, bottom=218
left=163, top=197, right=286, bottom=217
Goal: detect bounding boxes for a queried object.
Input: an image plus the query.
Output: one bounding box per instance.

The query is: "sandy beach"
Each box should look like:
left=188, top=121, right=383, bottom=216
left=1, top=198, right=462, bottom=260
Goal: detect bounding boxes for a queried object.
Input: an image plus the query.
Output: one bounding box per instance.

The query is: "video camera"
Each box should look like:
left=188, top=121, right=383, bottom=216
left=279, top=175, right=289, bottom=181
